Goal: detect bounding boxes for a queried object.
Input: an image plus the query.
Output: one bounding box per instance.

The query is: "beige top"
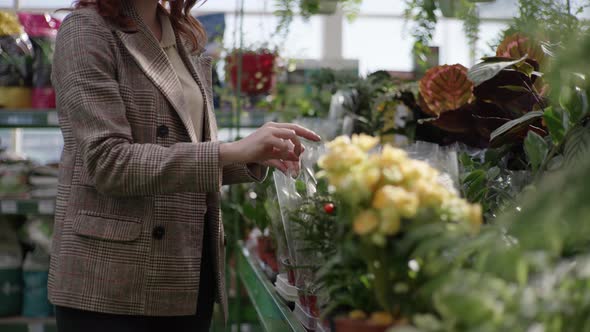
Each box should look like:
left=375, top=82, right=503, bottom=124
left=159, top=14, right=204, bottom=141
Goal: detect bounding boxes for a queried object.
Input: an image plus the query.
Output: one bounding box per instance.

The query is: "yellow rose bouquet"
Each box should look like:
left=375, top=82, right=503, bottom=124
left=316, top=134, right=482, bottom=325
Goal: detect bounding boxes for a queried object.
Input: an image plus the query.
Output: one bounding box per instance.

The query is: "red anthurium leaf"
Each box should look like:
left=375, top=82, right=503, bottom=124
left=419, top=64, right=474, bottom=116
left=497, top=33, right=547, bottom=68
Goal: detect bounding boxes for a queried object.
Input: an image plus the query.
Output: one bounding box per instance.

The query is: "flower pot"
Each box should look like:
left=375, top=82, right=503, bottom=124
left=226, top=52, right=276, bottom=96
left=318, top=0, right=339, bottom=14
left=334, top=317, right=391, bottom=332
left=438, top=0, right=464, bottom=18
left=282, top=258, right=296, bottom=285
left=31, top=87, right=55, bottom=109
left=0, top=87, right=32, bottom=108
left=307, top=293, right=319, bottom=317
left=266, top=250, right=279, bottom=273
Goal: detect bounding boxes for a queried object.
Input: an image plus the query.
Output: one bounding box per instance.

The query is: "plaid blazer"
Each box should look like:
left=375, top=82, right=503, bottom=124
left=48, top=3, right=266, bottom=320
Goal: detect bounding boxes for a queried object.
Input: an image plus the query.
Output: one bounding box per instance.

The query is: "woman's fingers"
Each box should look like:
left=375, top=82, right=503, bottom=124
left=266, top=122, right=321, bottom=142
left=270, top=127, right=303, bottom=156
left=267, top=136, right=298, bottom=161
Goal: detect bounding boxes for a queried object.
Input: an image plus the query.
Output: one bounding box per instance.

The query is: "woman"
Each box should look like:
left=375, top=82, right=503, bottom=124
left=49, top=0, right=320, bottom=331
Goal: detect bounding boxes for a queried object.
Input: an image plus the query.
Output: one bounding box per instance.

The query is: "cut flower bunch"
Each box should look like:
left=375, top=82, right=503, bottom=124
left=318, top=134, right=482, bottom=246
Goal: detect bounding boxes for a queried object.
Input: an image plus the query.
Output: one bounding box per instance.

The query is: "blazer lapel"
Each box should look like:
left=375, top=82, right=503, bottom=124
left=176, top=40, right=218, bottom=142
left=116, top=3, right=199, bottom=143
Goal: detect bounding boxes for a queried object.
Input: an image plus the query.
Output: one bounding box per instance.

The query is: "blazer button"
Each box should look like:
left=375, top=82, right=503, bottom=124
left=152, top=226, right=165, bottom=240
left=157, top=125, right=169, bottom=138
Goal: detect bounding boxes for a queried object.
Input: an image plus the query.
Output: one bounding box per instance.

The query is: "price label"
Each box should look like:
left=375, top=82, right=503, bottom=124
left=47, top=112, right=59, bottom=126
left=38, top=200, right=55, bottom=214
left=1, top=200, right=17, bottom=214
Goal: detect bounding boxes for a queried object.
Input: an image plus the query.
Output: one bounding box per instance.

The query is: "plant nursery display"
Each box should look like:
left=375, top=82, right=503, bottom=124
left=3, top=0, right=590, bottom=331
left=0, top=12, right=32, bottom=108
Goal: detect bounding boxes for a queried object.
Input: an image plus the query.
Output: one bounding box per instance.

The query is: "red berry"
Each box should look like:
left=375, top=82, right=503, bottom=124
left=324, top=203, right=335, bottom=214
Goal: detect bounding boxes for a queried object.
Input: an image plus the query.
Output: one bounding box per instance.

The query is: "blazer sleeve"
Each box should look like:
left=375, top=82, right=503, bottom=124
left=222, top=163, right=268, bottom=186
left=52, top=11, right=222, bottom=197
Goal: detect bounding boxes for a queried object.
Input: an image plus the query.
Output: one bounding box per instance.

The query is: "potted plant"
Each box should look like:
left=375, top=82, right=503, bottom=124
left=316, top=134, right=482, bottom=331
left=405, top=0, right=482, bottom=68
left=225, top=48, right=278, bottom=96
left=0, top=12, right=33, bottom=108
left=275, top=0, right=362, bottom=36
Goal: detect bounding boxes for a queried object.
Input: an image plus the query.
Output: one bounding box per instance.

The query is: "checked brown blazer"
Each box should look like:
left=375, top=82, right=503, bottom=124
left=48, top=3, right=266, bottom=321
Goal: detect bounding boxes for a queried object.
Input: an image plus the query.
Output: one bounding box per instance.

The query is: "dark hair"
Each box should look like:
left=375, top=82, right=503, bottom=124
left=72, top=0, right=207, bottom=52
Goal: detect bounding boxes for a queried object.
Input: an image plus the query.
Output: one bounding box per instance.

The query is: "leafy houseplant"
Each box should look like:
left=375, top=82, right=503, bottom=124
left=274, top=0, right=362, bottom=36
left=405, top=0, right=483, bottom=68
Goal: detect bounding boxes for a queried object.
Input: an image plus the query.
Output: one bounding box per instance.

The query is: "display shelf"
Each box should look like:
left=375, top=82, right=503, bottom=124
left=0, top=316, right=56, bottom=332
left=0, top=199, right=55, bottom=215
left=0, top=110, right=58, bottom=128
left=0, top=109, right=273, bottom=129
left=236, top=244, right=306, bottom=332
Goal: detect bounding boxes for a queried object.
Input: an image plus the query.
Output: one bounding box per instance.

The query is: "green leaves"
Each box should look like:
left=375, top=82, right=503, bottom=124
left=489, top=111, right=544, bottom=147
left=543, top=107, right=567, bottom=144
left=524, top=131, right=549, bottom=172
left=468, top=55, right=529, bottom=87
left=564, top=126, right=590, bottom=169
left=559, top=86, right=589, bottom=124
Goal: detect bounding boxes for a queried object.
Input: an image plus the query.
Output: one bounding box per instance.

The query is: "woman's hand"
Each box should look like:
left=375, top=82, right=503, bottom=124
left=220, top=122, right=320, bottom=168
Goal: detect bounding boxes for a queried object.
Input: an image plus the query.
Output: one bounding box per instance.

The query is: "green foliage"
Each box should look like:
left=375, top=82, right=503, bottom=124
left=405, top=0, right=481, bottom=69
left=523, top=131, right=549, bottom=172
left=502, top=0, right=590, bottom=45
left=459, top=148, right=529, bottom=221
left=274, top=0, right=362, bottom=37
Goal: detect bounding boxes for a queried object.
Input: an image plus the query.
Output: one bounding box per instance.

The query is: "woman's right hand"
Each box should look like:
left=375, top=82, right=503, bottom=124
left=220, top=122, right=321, bottom=166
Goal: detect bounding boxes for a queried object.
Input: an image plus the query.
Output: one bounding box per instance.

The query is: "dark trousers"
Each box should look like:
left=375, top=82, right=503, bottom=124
left=56, top=233, right=216, bottom=332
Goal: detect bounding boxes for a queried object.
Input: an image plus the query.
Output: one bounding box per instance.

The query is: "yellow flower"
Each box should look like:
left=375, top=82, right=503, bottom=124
left=349, top=310, right=367, bottom=320
left=413, top=180, right=449, bottom=207
left=351, top=134, right=379, bottom=152
left=326, top=135, right=351, bottom=150
left=356, top=163, right=381, bottom=191
left=373, top=185, right=419, bottom=218
left=353, top=210, right=379, bottom=236
left=318, top=145, right=366, bottom=172
left=379, top=145, right=408, bottom=168
left=400, top=160, right=439, bottom=185
left=369, top=311, right=395, bottom=326
left=379, top=209, right=401, bottom=235
left=0, top=12, right=23, bottom=35
left=468, top=204, right=483, bottom=230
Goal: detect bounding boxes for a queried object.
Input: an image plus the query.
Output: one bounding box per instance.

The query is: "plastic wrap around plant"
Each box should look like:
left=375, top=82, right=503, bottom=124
left=405, top=141, right=460, bottom=192
left=419, top=64, right=474, bottom=116
left=266, top=184, right=290, bottom=276
left=274, top=143, right=337, bottom=315
left=328, top=90, right=356, bottom=137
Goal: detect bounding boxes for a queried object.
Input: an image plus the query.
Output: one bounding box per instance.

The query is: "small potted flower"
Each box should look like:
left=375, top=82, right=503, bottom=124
left=225, top=47, right=278, bottom=96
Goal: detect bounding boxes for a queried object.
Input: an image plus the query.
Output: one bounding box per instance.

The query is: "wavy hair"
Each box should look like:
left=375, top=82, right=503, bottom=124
left=73, top=0, right=207, bottom=52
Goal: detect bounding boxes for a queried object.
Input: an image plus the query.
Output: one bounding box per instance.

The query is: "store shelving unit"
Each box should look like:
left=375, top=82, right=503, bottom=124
left=236, top=244, right=306, bottom=332
left=0, top=316, right=57, bottom=332
left=0, top=108, right=272, bottom=129
left=0, top=199, right=55, bottom=215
